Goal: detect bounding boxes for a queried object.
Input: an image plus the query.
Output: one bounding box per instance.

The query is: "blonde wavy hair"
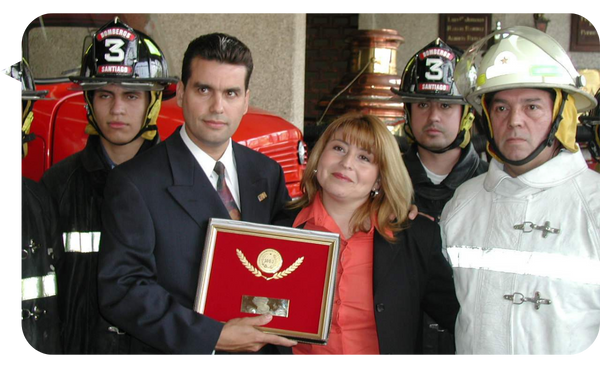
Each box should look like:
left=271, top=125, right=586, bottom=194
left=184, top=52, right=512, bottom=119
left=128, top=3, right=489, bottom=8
left=291, top=112, right=414, bottom=242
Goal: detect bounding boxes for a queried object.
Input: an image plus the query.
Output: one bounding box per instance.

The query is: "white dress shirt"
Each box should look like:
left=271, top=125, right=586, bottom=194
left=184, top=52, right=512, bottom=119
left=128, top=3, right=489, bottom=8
left=180, top=126, right=241, bottom=210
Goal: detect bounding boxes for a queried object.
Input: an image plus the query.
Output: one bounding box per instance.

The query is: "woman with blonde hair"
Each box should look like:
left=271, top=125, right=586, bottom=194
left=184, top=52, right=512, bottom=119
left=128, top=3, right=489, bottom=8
left=276, top=112, right=459, bottom=354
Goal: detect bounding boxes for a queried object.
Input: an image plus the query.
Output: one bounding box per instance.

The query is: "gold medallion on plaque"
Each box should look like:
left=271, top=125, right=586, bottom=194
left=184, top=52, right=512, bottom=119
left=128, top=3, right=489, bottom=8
left=257, top=248, right=283, bottom=274
left=236, top=248, right=304, bottom=281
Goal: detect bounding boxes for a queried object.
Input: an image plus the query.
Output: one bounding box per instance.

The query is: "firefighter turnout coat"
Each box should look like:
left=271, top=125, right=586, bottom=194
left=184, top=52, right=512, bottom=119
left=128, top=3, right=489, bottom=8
left=22, top=177, right=62, bottom=353
left=440, top=147, right=600, bottom=354
left=41, top=135, right=159, bottom=353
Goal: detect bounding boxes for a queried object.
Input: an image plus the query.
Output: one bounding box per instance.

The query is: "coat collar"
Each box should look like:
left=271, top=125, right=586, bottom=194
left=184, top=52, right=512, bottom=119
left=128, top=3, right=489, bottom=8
left=234, top=142, right=271, bottom=221
left=165, top=128, right=229, bottom=226
left=81, top=134, right=159, bottom=194
left=484, top=147, right=588, bottom=198
left=286, top=199, right=402, bottom=296
left=404, top=143, right=486, bottom=199
left=80, top=135, right=110, bottom=174
left=81, top=134, right=160, bottom=173
left=291, top=193, right=377, bottom=244
left=165, top=127, right=269, bottom=225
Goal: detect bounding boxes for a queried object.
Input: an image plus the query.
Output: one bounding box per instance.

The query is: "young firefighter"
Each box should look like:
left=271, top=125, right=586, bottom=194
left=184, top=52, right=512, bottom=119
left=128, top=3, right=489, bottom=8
left=41, top=17, right=177, bottom=353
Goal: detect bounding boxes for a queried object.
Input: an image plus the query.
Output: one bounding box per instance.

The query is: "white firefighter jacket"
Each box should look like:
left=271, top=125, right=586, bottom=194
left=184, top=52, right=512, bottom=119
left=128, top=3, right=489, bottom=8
left=440, top=147, right=600, bottom=354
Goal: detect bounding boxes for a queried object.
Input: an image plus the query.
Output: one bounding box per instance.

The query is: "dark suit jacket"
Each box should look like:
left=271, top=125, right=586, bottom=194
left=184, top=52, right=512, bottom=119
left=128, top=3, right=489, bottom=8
left=97, top=128, right=290, bottom=354
left=371, top=216, right=459, bottom=354
left=275, top=212, right=459, bottom=354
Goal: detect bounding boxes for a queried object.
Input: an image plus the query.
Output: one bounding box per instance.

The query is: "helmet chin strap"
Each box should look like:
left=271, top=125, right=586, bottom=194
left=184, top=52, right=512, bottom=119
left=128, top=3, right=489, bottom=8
left=485, top=90, right=568, bottom=166
left=416, top=130, right=466, bottom=154
left=107, top=125, right=157, bottom=146
left=84, top=90, right=159, bottom=146
left=22, top=109, right=36, bottom=158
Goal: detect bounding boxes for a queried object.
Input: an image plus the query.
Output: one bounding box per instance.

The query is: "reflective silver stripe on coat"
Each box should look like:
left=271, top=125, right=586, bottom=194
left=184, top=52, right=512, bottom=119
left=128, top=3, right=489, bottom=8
left=22, top=274, right=57, bottom=301
left=446, top=246, right=600, bottom=286
left=63, top=231, right=101, bottom=253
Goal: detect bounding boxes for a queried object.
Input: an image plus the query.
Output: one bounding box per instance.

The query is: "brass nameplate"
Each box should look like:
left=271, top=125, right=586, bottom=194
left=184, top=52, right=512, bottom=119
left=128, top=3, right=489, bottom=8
left=241, top=295, right=290, bottom=318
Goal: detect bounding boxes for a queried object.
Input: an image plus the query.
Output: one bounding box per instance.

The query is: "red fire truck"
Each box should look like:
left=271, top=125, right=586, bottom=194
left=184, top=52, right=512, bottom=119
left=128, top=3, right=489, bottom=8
left=22, top=14, right=307, bottom=198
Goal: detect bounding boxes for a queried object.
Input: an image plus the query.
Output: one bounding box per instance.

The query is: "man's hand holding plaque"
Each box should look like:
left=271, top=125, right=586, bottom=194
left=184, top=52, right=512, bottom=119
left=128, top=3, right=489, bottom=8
left=216, top=314, right=297, bottom=352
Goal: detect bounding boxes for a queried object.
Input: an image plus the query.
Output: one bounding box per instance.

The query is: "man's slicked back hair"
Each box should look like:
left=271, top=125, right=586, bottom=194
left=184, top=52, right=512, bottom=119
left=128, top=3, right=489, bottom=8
left=181, top=33, right=253, bottom=90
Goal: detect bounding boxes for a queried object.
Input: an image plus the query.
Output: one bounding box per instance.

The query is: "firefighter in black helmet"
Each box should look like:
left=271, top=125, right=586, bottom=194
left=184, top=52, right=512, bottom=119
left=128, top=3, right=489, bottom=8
left=392, top=38, right=488, bottom=221
left=12, top=59, right=62, bottom=353
left=391, top=39, right=489, bottom=354
left=40, top=17, right=177, bottom=354
left=71, top=17, right=176, bottom=147
left=579, top=90, right=600, bottom=165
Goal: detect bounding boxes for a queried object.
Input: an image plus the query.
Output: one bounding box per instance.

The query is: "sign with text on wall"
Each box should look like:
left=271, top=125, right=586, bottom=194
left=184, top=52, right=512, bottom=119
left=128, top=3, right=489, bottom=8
left=439, top=14, right=493, bottom=52
left=570, top=14, right=600, bottom=52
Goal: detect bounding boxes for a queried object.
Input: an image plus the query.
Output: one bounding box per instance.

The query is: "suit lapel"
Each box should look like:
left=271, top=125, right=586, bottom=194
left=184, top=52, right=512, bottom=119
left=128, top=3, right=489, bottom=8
left=233, top=142, right=267, bottom=222
left=373, top=231, right=402, bottom=296
left=166, top=129, right=229, bottom=226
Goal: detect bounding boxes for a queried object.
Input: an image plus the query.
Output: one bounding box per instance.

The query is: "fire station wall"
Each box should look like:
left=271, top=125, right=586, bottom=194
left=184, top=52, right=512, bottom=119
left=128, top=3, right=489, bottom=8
left=150, top=14, right=306, bottom=132
left=359, top=13, right=600, bottom=76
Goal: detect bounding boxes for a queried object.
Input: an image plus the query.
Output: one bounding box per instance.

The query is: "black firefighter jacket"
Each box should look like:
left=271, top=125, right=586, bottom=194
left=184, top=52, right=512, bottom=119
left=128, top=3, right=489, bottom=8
left=403, top=143, right=489, bottom=222
left=40, top=134, right=159, bottom=354
left=22, top=177, right=62, bottom=353
left=403, top=142, right=488, bottom=354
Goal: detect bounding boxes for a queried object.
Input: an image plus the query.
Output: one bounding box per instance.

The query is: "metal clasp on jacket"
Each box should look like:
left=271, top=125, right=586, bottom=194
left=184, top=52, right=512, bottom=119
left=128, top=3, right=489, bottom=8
left=22, top=306, right=46, bottom=321
left=513, top=221, right=560, bottom=238
left=428, top=323, right=446, bottom=333
left=22, top=239, right=41, bottom=259
left=504, top=291, right=552, bottom=310
left=108, top=326, right=126, bottom=335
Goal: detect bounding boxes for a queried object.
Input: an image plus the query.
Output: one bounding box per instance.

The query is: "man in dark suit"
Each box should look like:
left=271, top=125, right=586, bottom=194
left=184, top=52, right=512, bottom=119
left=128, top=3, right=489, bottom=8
left=97, top=33, right=297, bottom=354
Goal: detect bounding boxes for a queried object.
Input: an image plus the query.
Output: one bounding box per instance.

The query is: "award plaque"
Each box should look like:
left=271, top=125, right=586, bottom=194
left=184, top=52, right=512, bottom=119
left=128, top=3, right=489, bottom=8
left=194, top=218, right=340, bottom=344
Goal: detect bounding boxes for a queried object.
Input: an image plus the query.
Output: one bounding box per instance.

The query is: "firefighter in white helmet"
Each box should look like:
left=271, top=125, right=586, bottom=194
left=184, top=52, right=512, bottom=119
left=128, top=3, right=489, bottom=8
left=440, top=26, right=600, bottom=354
left=40, top=17, right=177, bottom=354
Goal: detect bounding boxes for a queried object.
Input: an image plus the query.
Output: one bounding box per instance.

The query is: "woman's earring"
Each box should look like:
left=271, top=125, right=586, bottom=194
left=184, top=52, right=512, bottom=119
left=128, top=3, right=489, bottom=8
left=313, top=169, right=318, bottom=174
left=370, top=189, right=379, bottom=197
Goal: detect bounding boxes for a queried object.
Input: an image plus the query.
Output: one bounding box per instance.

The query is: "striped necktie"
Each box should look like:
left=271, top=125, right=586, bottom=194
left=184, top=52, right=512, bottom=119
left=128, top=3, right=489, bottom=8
left=214, top=161, right=241, bottom=220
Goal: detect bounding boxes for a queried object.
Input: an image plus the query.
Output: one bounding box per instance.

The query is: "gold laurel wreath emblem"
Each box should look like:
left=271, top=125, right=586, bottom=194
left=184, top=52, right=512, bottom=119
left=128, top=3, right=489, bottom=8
left=236, top=249, right=304, bottom=281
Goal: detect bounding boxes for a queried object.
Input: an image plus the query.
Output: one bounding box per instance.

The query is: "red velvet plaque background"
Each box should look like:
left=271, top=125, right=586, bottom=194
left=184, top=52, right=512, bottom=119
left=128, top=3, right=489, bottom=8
left=202, top=231, right=333, bottom=335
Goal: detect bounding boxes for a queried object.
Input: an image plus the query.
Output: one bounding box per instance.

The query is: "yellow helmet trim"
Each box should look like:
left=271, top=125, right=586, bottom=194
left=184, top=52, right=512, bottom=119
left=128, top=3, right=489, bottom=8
left=481, top=88, right=579, bottom=163
left=84, top=90, right=161, bottom=141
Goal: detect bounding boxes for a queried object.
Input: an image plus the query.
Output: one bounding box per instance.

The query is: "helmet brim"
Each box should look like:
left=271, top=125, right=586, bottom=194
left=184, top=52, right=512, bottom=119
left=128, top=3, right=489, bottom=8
left=22, top=90, right=49, bottom=101
left=69, top=76, right=178, bottom=92
left=391, top=88, right=468, bottom=105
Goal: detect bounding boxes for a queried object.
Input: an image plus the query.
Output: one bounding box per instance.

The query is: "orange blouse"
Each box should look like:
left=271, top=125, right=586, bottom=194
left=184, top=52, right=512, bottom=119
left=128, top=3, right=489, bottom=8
left=292, top=193, right=380, bottom=354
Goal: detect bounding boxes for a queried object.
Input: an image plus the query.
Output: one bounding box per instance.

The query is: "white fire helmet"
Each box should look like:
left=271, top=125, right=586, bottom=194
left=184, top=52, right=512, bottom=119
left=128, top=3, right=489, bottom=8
left=455, top=26, right=596, bottom=114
